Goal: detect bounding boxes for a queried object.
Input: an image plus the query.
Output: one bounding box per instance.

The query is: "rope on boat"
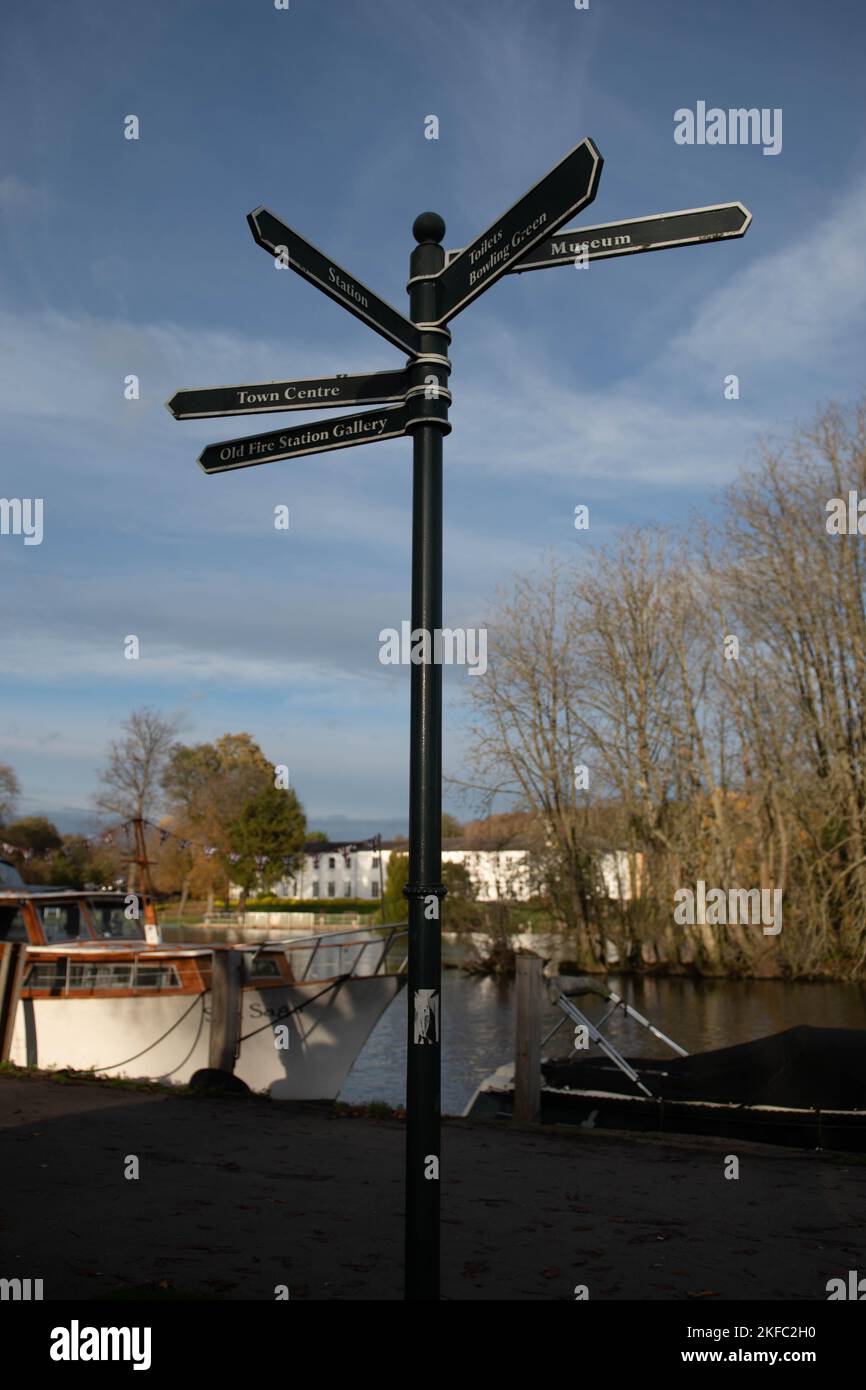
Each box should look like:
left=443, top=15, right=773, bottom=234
left=97, top=994, right=205, bottom=1071
left=236, top=976, right=350, bottom=1044
left=92, top=973, right=354, bottom=1071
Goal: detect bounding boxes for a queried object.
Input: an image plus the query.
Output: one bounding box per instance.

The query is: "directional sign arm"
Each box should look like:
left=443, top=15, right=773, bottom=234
left=198, top=402, right=414, bottom=474
left=167, top=367, right=410, bottom=421
left=483, top=201, right=752, bottom=274
left=247, top=208, right=422, bottom=357
left=431, top=136, right=603, bottom=324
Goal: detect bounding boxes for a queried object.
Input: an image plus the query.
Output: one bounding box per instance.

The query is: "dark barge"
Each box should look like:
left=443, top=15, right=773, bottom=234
left=464, top=1022, right=866, bottom=1152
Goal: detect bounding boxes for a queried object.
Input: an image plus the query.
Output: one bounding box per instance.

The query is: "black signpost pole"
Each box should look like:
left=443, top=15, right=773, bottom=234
left=168, top=138, right=750, bottom=1307
left=404, top=212, right=451, bottom=1301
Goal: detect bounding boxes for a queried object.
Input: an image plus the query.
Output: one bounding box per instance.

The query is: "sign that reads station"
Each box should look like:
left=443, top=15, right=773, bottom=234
left=198, top=402, right=413, bottom=475
left=498, top=201, right=753, bottom=274
left=248, top=208, right=422, bottom=358
left=431, top=136, right=602, bottom=324
left=167, top=367, right=411, bottom=421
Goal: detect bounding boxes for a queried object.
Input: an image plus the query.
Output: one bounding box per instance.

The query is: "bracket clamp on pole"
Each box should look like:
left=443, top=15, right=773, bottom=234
left=403, top=882, right=448, bottom=901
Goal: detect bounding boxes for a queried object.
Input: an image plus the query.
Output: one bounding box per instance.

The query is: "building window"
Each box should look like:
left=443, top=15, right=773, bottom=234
left=371, top=883, right=380, bottom=897
left=312, top=883, right=320, bottom=898
left=345, top=856, right=351, bottom=868
left=327, top=881, right=335, bottom=898
left=344, top=881, right=352, bottom=897
left=371, top=856, right=379, bottom=869
left=328, top=857, right=336, bottom=869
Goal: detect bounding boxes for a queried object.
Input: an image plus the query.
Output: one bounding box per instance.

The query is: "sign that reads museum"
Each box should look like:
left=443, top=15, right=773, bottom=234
left=496, top=201, right=753, bottom=274
left=248, top=208, right=422, bottom=358
left=167, top=367, right=412, bottom=421
left=198, top=402, right=413, bottom=475
left=431, top=136, right=602, bottom=324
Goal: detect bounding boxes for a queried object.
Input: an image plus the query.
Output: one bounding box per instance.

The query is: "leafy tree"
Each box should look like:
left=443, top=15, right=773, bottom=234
left=2, top=816, right=62, bottom=854
left=161, top=732, right=274, bottom=913
left=380, top=851, right=408, bottom=923
left=442, top=813, right=464, bottom=838
left=441, top=858, right=484, bottom=931
left=228, top=784, right=306, bottom=909
left=307, top=829, right=329, bottom=844
left=44, top=837, right=120, bottom=890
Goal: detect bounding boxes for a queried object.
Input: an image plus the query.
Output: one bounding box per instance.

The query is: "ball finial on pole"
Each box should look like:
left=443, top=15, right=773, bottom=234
left=413, top=211, right=446, bottom=245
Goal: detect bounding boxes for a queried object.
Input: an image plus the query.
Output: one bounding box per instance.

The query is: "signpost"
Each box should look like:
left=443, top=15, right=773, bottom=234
left=168, top=138, right=751, bottom=1302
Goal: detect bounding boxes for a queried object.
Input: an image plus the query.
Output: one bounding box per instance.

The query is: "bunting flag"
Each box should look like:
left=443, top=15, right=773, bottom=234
left=1, top=816, right=384, bottom=866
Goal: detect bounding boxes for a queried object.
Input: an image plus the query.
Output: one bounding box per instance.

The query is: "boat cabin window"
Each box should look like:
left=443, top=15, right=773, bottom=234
left=243, top=952, right=281, bottom=980
left=26, top=960, right=181, bottom=991
left=24, top=961, right=67, bottom=990
left=86, top=900, right=146, bottom=941
left=132, top=964, right=181, bottom=990
left=67, top=961, right=181, bottom=991
left=38, top=903, right=90, bottom=943
left=0, top=903, right=29, bottom=941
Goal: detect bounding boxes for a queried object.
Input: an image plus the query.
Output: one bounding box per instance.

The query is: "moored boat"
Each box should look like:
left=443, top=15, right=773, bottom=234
left=1, top=884, right=406, bottom=1099
left=463, top=974, right=866, bottom=1151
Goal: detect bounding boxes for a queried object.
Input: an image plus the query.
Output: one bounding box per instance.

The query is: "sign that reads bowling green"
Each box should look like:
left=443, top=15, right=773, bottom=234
left=167, top=367, right=411, bottom=421
left=431, top=136, right=602, bottom=324
left=198, top=402, right=413, bottom=475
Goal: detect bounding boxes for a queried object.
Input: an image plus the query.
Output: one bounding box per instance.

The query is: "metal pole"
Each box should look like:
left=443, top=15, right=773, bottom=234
left=403, top=212, right=451, bottom=1300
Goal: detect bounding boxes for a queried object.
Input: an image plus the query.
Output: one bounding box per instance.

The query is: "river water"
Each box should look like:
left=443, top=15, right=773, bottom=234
left=341, top=968, right=866, bottom=1115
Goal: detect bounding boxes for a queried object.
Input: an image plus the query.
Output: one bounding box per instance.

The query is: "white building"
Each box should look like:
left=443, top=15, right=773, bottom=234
left=268, top=840, right=389, bottom=901
left=261, top=839, right=638, bottom=904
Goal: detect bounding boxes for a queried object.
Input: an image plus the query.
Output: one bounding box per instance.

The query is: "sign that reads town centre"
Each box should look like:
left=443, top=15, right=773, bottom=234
left=197, top=402, right=413, bottom=474
left=167, top=367, right=412, bottom=421
left=247, top=208, right=422, bottom=357
left=431, top=136, right=602, bottom=324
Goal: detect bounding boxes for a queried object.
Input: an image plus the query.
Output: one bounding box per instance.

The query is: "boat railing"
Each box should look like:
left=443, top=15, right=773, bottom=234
left=278, top=922, right=408, bottom=981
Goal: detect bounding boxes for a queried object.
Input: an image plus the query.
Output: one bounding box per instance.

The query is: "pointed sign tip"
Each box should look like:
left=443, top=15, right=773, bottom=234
left=246, top=208, right=266, bottom=241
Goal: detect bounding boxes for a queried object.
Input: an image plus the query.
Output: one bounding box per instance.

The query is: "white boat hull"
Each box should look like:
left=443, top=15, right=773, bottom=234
left=10, top=974, right=404, bottom=1101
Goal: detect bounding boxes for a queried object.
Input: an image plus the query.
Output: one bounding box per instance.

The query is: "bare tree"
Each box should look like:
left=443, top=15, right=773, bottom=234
left=95, top=709, right=184, bottom=888
left=464, top=558, right=605, bottom=961
left=462, top=392, right=866, bottom=979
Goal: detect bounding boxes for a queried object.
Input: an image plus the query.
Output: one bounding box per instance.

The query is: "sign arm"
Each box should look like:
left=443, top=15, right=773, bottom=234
left=247, top=208, right=423, bottom=357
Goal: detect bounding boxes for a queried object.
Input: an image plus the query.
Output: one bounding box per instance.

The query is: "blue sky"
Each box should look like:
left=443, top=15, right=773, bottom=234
left=1, top=0, right=864, bottom=835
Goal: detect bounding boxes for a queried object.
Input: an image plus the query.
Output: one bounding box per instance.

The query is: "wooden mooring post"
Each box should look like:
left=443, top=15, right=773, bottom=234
left=208, top=949, right=243, bottom=1073
left=514, top=952, right=542, bottom=1123
left=0, top=942, right=26, bottom=1063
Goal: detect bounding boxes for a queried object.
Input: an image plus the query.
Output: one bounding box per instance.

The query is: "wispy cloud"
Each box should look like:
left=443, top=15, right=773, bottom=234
left=0, top=175, right=50, bottom=213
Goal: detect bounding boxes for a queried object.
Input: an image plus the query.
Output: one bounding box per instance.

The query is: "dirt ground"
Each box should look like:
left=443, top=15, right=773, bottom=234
left=1, top=1072, right=863, bottom=1301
